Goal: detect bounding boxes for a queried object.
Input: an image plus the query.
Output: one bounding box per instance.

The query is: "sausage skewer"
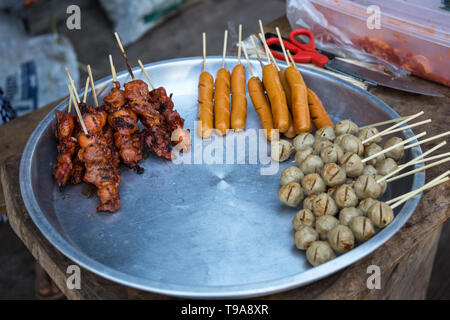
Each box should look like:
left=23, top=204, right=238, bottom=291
left=258, top=32, right=290, bottom=133
left=242, top=39, right=275, bottom=141
left=250, top=35, right=264, bottom=70
left=230, top=25, right=247, bottom=132
left=214, top=30, right=231, bottom=135
left=197, top=32, right=214, bottom=138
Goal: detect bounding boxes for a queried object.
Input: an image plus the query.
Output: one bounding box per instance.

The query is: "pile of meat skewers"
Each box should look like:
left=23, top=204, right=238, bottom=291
left=53, top=36, right=190, bottom=213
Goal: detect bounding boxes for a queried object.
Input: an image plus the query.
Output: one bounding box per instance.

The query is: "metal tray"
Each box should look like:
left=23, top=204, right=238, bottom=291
left=20, top=57, right=424, bottom=298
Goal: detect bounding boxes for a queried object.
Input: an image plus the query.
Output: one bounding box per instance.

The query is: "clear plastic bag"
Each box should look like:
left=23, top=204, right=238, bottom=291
left=286, top=0, right=409, bottom=77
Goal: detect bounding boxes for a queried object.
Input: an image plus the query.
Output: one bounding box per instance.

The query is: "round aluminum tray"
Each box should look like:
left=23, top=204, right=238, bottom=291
left=20, top=57, right=424, bottom=298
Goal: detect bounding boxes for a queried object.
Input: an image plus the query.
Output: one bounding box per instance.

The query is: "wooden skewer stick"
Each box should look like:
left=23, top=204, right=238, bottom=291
left=362, top=111, right=424, bottom=144
left=386, top=157, right=450, bottom=183
left=222, top=30, right=228, bottom=69
left=258, top=33, right=271, bottom=65
left=380, top=119, right=431, bottom=135
left=402, top=151, right=450, bottom=167
left=287, top=50, right=297, bottom=69
left=259, top=33, right=279, bottom=71
left=360, top=115, right=413, bottom=130
left=82, top=77, right=89, bottom=104
left=390, top=170, right=450, bottom=209
left=202, top=32, right=206, bottom=73
left=68, top=86, right=74, bottom=113
left=404, top=131, right=450, bottom=150
left=275, top=27, right=290, bottom=66
left=65, top=67, right=80, bottom=103
left=87, top=65, right=98, bottom=107
left=68, top=85, right=88, bottom=135
left=377, top=141, right=447, bottom=183
left=237, top=24, right=242, bottom=65
left=109, top=54, right=117, bottom=82
left=250, top=35, right=264, bottom=70
left=241, top=40, right=253, bottom=77
left=114, top=32, right=135, bottom=80
left=362, top=131, right=427, bottom=163
left=137, top=59, right=155, bottom=90
left=387, top=177, right=449, bottom=205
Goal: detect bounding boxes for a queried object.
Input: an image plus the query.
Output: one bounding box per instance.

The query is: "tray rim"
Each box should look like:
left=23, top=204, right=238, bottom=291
left=19, top=56, right=425, bottom=298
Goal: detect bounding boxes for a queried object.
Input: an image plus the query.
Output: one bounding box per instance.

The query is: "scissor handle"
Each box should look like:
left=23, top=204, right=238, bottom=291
left=289, top=29, right=329, bottom=67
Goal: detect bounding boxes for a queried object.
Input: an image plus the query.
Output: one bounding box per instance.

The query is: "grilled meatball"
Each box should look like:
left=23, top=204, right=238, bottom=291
left=367, top=201, right=394, bottom=228
left=303, top=194, right=316, bottom=211
left=306, top=241, right=336, bottom=266
left=364, top=143, right=385, bottom=166
left=312, top=193, right=338, bottom=217
left=292, top=209, right=316, bottom=230
left=271, top=139, right=293, bottom=162
left=358, top=198, right=379, bottom=215
left=294, top=226, right=319, bottom=250
left=300, top=154, right=324, bottom=174
left=315, top=126, right=335, bottom=141
left=376, top=158, right=398, bottom=176
left=339, top=207, right=363, bottom=226
left=384, top=136, right=404, bottom=161
left=301, top=173, right=326, bottom=195
left=328, top=225, right=355, bottom=253
left=320, top=144, right=344, bottom=164
left=335, top=120, right=358, bottom=136
left=295, top=147, right=314, bottom=167
left=279, top=182, right=304, bottom=207
left=334, top=184, right=358, bottom=208
left=293, top=133, right=315, bottom=151
left=340, top=152, right=364, bottom=178
left=358, top=127, right=382, bottom=145
left=321, top=163, right=346, bottom=187
left=349, top=216, right=375, bottom=242
left=339, top=134, right=364, bottom=155
left=362, top=165, right=378, bottom=176
left=315, top=215, right=339, bottom=240
left=354, top=175, right=382, bottom=199
left=313, top=137, right=333, bottom=154
left=281, top=166, right=304, bottom=186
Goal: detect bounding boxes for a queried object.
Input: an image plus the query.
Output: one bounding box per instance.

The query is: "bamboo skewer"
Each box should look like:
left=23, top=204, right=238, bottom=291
left=68, top=85, right=88, bottom=135
left=259, top=33, right=279, bottom=70
left=137, top=59, right=155, bottom=90
left=109, top=54, right=117, bottom=82
left=379, top=119, right=431, bottom=135
left=403, top=151, right=450, bottom=167
left=202, top=32, right=206, bottom=73
left=87, top=65, right=98, bottom=107
left=362, top=111, right=424, bottom=144
left=114, top=32, right=135, bottom=80
left=377, top=141, right=447, bottom=183
left=404, top=131, right=450, bottom=150
left=65, top=67, right=80, bottom=103
left=222, top=30, right=228, bottom=69
left=275, top=27, right=290, bottom=66
left=237, top=24, right=242, bottom=65
left=360, top=116, right=412, bottom=130
left=250, top=36, right=264, bottom=69
left=82, top=77, right=89, bottom=104
left=386, top=157, right=450, bottom=183
left=391, top=171, right=450, bottom=209
left=68, top=86, right=73, bottom=113
left=362, top=131, right=427, bottom=163
left=287, top=50, right=297, bottom=69
left=386, top=177, right=450, bottom=205
left=241, top=41, right=253, bottom=77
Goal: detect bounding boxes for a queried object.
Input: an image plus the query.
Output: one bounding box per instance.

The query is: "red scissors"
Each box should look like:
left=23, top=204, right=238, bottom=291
left=265, top=29, right=329, bottom=68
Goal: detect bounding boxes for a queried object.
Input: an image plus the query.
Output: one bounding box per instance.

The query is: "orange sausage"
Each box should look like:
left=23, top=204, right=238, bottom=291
left=285, top=66, right=312, bottom=133
left=230, top=64, right=247, bottom=131
left=247, top=76, right=275, bottom=141
left=262, top=64, right=290, bottom=133
left=278, top=70, right=292, bottom=110
left=307, top=88, right=334, bottom=129
left=198, top=71, right=214, bottom=138
left=214, top=68, right=230, bottom=135
left=283, top=112, right=297, bottom=138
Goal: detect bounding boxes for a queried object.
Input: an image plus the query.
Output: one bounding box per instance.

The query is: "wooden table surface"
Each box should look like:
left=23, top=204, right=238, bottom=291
left=1, top=16, right=449, bottom=299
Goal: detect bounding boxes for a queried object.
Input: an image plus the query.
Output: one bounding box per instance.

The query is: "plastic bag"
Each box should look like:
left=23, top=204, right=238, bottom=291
left=286, top=0, right=409, bottom=77
left=99, top=0, right=185, bottom=46
left=0, top=13, right=79, bottom=118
